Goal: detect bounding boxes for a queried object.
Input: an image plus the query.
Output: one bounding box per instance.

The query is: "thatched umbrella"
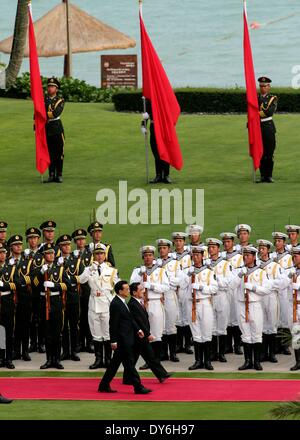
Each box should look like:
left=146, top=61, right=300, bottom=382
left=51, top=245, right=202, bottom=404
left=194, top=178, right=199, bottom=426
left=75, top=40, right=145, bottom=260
left=0, top=1, right=136, bottom=76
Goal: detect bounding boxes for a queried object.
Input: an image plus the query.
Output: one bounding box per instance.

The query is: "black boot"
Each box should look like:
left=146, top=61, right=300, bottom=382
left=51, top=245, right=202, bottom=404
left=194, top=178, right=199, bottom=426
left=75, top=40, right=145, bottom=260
left=210, top=335, right=218, bottom=361
left=161, top=335, right=169, bottom=361
left=268, top=334, right=278, bottom=363
left=218, top=335, right=227, bottom=362
left=5, top=359, right=15, bottom=369
left=168, top=334, right=180, bottom=362
left=0, top=349, right=5, bottom=368
left=176, top=326, right=184, bottom=353
left=290, top=349, right=300, bottom=371
left=225, top=326, right=233, bottom=353
left=52, top=357, right=64, bottom=369
left=253, top=343, right=263, bottom=371
left=233, top=326, right=243, bottom=355
left=260, top=333, right=268, bottom=362
left=204, top=342, right=214, bottom=370
left=149, top=174, right=163, bottom=184
left=104, top=341, right=112, bottom=367
left=238, top=343, right=253, bottom=370
left=152, top=341, right=162, bottom=362
left=183, top=326, right=193, bottom=354
left=40, top=347, right=52, bottom=369
left=89, top=341, right=104, bottom=369
left=22, top=351, right=31, bottom=362
left=188, top=342, right=203, bottom=370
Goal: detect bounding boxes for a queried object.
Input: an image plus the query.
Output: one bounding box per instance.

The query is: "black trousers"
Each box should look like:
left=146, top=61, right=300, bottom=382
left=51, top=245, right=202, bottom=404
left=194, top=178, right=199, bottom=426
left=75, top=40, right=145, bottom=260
left=100, top=344, right=141, bottom=389
left=62, top=302, right=80, bottom=354
left=30, top=296, right=45, bottom=348
left=79, top=292, right=92, bottom=346
left=150, top=123, right=170, bottom=177
left=0, top=295, right=15, bottom=361
left=123, top=340, right=168, bottom=382
left=46, top=132, right=64, bottom=178
left=14, top=301, right=32, bottom=354
left=260, top=123, right=276, bottom=179
left=40, top=297, right=63, bottom=360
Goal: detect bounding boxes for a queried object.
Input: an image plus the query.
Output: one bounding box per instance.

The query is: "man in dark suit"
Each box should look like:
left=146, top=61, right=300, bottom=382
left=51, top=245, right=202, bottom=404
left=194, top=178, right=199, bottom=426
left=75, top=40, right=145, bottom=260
left=98, top=280, right=152, bottom=394
left=123, top=282, right=172, bottom=384
left=0, top=393, right=13, bottom=404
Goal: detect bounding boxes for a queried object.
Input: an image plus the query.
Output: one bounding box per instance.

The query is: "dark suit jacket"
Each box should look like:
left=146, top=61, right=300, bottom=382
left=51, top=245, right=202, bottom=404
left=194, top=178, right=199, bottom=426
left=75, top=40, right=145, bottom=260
left=127, top=297, right=151, bottom=339
left=109, top=295, right=140, bottom=347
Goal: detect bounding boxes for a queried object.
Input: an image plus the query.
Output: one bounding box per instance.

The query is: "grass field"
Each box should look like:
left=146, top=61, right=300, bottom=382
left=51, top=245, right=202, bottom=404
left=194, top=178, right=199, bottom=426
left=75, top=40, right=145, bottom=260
left=0, top=98, right=299, bottom=420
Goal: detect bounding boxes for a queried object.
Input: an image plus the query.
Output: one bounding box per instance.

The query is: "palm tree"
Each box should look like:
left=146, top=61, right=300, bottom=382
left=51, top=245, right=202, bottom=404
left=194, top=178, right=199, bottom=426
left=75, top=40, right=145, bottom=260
left=5, top=0, right=28, bottom=88
left=270, top=401, right=300, bottom=420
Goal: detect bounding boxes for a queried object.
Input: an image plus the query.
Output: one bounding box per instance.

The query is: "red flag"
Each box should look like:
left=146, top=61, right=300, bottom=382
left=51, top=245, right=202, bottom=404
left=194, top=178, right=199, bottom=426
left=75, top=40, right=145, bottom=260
left=28, top=3, right=50, bottom=175
left=139, top=6, right=183, bottom=170
left=243, top=1, right=263, bottom=170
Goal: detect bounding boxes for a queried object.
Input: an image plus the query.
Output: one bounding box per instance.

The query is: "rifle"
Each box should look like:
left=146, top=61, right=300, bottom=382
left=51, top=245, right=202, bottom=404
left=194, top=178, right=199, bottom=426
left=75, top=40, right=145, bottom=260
left=293, top=273, right=298, bottom=323
left=44, top=269, right=51, bottom=321
left=191, top=272, right=197, bottom=323
left=143, top=271, right=149, bottom=309
left=244, top=274, right=249, bottom=323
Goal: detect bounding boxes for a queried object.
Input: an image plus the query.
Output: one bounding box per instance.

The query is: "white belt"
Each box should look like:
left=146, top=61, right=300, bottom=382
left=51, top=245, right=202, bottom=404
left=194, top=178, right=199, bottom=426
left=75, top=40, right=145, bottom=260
left=148, top=297, right=163, bottom=301
left=48, top=117, right=60, bottom=122
left=261, top=117, right=272, bottom=122
left=40, top=291, right=60, bottom=297
left=0, top=291, right=12, bottom=297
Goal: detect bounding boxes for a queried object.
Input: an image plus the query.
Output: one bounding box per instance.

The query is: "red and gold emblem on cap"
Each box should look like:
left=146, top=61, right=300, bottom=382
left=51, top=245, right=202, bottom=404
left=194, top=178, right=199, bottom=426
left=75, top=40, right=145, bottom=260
left=16, top=235, right=19, bottom=240
left=78, top=230, right=82, bottom=234
left=64, top=235, right=67, bottom=240
left=31, top=228, right=35, bottom=232
left=49, top=221, right=53, bottom=226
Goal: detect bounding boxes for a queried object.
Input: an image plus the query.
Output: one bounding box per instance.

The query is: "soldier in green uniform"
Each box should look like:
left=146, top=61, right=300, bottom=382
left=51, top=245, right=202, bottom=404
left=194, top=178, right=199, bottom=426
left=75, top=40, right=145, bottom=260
left=56, top=235, right=81, bottom=361
left=0, top=243, right=17, bottom=369
left=32, top=243, right=70, bottom=369
left=0, top=222, right=8, bottom=251
left=87, top=222, right=115, bottom=267
left=257, top=77, right=278, bottom=183
left=44, top=77, right=65, bottom=183
left=71, top=228, right=94, bottom=353
left=39, top=220, right=60, bottom=258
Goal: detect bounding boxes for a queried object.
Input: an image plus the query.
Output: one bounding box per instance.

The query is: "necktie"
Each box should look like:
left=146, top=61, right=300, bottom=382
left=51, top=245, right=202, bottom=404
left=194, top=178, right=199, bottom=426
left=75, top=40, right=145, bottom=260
left=140, top=300, right=146, bottom=310
left=98, top=266, right=101, bottom=276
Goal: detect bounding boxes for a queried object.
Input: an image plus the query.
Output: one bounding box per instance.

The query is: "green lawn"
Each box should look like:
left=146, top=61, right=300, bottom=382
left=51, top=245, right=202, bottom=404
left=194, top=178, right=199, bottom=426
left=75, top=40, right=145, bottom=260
left=0, top=98, right=299, bottom=420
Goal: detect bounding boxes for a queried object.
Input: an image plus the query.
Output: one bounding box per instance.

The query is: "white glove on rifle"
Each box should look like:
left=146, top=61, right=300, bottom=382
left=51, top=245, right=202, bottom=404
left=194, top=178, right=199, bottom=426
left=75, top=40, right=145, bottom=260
left=188, top=266, right=195, bottom=276
left=156, top=258, right=163, bottom=267
left=288, top=267, right=296, bottom=279
left=44, top=281, right=54, bottom=288
left=238, top=267, right=247, bottom=278
left=24, top=249, right=31, bottom=257
left=57, top=256, right=64, bottom=266
left=139, top=266, right=147, bottom=276
left=143, top=281, right=151, bottom=290
left=191, top=282, right=202, bottom=291
left=244, top=282, right=256, bottom=292
left=0, top=281, right=3, bottom=287
left=41, top=264, right=48, bottom=274
left=89, top=242, right=94, bottom=252
left=73, top=249, right=80, bottom=258
left=141, top=126, right=147, bottom=136
left=169, top=277, right=180, bottom=288
left=8, top=258, right=15, bottom=266
left=142, top=112, right=150, bottom=120
left=292, top=283, right=300, bottom=291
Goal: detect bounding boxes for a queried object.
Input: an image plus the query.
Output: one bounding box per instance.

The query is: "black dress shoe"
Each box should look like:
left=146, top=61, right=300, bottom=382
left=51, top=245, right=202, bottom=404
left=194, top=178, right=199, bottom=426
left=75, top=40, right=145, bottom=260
left=44, top=175, right=55, bottom=183
left=163, top=176, right=172, bottom=184
left=139, top=363, right=149, bottom=370
left=184, top=346, right=193, bottom=355
left=159, top=373, right=173, bottom=383
left=12, top=352, right=21, bottom=360
left=38, top=345, right=46, bottom=354
left=55, top=176, right=63, bottom=183
left=52, top=361, right=64, bottom=370
left=149, top=175, right=162, bottom=184
left=0, top=394, right=13, bottom=404
left=134, top=387, right=152, bottom=394
left=265, top=177, right=274, bottom=183
left=169, top=354, right=180, bottom=362
left=218, top=354, right=227, bottom=363
left=6, top=361, right=15, bottom=370
left=29, top=344, right=37, bottom=353
left=281, top=347, right=291, bottom=355
left=86, top=344, right=94, bottom=353
left=98, top=386, right=117, bottom=393
left=61, top=353, right=71, bottom=361
left=40, top=360, right=53, bottom=369
left=70, top=353, right=80, bottom=361
left=22, top=352, right=31, bottom=362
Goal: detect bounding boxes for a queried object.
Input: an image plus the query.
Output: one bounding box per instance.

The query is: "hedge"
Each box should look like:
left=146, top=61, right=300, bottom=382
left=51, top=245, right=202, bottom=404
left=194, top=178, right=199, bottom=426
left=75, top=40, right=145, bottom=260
left=112, top=87, right=300, bottom=113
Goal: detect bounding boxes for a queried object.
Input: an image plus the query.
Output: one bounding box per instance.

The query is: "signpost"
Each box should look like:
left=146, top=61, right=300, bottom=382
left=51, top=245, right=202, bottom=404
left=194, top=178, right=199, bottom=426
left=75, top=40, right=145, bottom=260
left=101, top=54, right=137, bottom=88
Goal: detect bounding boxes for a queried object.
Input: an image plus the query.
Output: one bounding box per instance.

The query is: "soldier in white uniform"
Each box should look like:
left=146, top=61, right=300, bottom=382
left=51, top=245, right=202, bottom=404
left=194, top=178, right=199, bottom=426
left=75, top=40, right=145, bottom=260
left=185, top=246, right=218, bottom=370
left=230, top=246, right=272, bottom=370
left=79, top=244, right=119, bottom=369
left=185, top=225, right=208, bottom=258
left=206, top=238, right=234, bottom=362
left=285, top=245, right=300, bottom=370
left=171, top=232, right=193, bottom=355
left=156, top=239, right=182, bottom=362
left=130, top=245, right=169, bottom=364
left=271, top=232, right=293, bottom=355
left=234, top=224, right=252, bottom=253
left=257, top=239, right=284, bottom=363
left=220, top=232, right=243, bottom=355
left=285, top=225, right=300, bottom=253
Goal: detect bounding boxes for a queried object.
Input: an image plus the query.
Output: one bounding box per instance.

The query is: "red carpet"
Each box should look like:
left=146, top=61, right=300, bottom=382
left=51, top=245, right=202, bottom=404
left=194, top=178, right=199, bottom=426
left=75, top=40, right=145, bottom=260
left=0, top=378, right=300, bottom=402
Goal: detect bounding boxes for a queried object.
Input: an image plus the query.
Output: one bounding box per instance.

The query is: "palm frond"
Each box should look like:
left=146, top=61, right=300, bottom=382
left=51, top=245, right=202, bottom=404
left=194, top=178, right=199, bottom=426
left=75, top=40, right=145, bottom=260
left=270, top=401, right=300, bottom=420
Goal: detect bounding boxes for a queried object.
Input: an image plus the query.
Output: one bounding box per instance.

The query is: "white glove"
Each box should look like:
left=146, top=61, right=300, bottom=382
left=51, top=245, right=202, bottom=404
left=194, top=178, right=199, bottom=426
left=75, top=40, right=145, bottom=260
left=239, top=267, right=247, bottom=278
left=41, top=264, right=48, bottom=274
left=90, top=262, right=98, bottom=273
left=142, top=112, right=150, bottom=120
left=169, top=277, right=180, bottom=288
left=292, top=283, right=300, bottom=291
left=244, top=282, right=256, bottom=292
left=192, top=282, right=202, bottom=291
left=57, top=256, right=64, bottom=266
left=9, top=258, right=15, bottom=265
left=0, top=281, right=3, bottom=287
left=139, top=266, right=147, bottom=276
left=89, top=242, right=94, bottom=252
left=73, top=249, right=80, bottom=258
left=24, top=249, right=31, bottom=257
left=44, top=281, right=54, bottom=288
left=288, top=267, right=296, bottom=279
left=156, top=258, right=163, bottom=267
left=188, top=266, right=195, bottom=275
left=217, top=277, right=227, bottom=289
left=140, top=126, right=147, bottom=136
left=205, top=258, right=211, bottom=266
left=143, top=281, right=151, bottom=290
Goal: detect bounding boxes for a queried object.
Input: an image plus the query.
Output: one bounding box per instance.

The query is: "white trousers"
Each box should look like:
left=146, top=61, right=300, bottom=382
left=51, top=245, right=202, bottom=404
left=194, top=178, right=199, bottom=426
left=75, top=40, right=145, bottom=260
left=212, top=293, right=230, bottom=336
left=237, top=301, right=263, bottom=344
left=163, top=291, right=179, bottom=335
left=176, top=288, right=190, bottom=327
left=262, top=293, right=280, bottom=334
left=278, top=289, right=290, bottom=328
left=189, top=300, right=213, bottom=343
left=147, top=299, right=165, bottom=342
left=88, top=309, right=110, bottom=342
